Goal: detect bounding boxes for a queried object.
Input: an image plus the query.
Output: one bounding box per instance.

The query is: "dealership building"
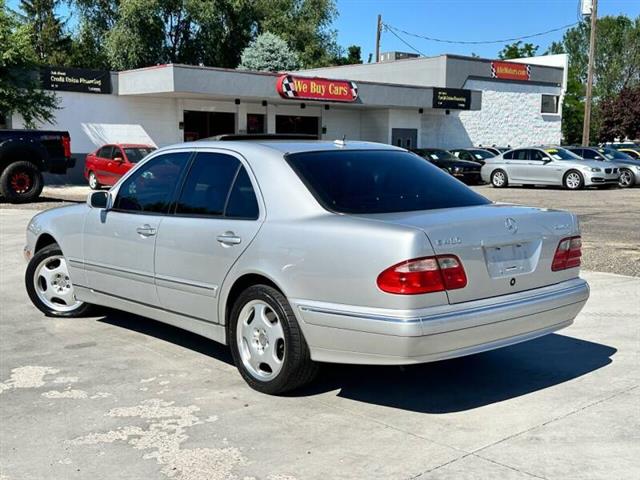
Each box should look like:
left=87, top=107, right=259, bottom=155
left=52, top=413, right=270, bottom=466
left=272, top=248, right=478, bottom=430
left=8, top=52, right=568, bottom=183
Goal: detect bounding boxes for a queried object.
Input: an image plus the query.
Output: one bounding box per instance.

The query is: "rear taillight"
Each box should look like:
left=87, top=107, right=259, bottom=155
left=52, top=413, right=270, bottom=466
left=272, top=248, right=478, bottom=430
left=377, top=255, right=467, bottom=295
left=552, top=236, right=582, bottom=271
left=61, top=135, right=71, bottom=158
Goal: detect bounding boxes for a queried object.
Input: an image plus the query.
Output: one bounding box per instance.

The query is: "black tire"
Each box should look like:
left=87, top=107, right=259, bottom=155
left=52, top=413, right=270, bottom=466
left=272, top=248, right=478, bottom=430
left=618, top=168, right=635, bottom=188
left=0, top=161, right=44, bottom=203
left=88, top=171, right=101, bottom=190
left=25, top=244, right=94, bottom=318
left=563, top=170, right=584, bottom=190
left=229, top=284, right=318, bottom=395
left=490, top=169, right=508, bottom=188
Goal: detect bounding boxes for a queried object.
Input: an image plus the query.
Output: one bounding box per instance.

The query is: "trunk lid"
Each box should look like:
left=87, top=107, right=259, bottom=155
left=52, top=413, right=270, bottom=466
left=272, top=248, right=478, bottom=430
left=356, top=203, right=579, bottom=304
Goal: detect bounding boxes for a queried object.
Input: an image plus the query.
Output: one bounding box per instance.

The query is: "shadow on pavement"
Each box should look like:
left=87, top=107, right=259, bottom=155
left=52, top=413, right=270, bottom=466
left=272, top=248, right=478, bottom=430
left=296, top=334, right=616, bottom=413
left=98, top=311, right=615, bottom=413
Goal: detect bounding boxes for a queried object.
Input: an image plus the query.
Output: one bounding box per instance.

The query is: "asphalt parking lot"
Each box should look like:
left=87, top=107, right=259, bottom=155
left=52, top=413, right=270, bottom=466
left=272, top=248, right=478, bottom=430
left=1, top=188, right=639, bottom=480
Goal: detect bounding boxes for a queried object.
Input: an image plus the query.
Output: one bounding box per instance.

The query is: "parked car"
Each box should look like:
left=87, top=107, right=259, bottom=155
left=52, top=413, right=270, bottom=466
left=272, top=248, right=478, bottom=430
left=450, top=148, right=496, bottom=165
left=0, top=129, right=75, bottom=203
left=481, top=146, right=620, bottom=190
left=477, top=146, right=511, bottom=156
left=24, top=137, right=590, bottom=394
left=566, top=146, right=640, bottom=187
left=84, top=144, right=156, bottom=189
left=412, top=148, right=482, bottom=183
left=618, top=148, right=640, bottom=160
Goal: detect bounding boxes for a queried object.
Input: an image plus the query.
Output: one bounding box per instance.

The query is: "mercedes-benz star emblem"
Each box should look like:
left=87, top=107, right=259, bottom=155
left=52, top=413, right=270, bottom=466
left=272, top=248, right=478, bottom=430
left=505, top=217, right=518, bottom=234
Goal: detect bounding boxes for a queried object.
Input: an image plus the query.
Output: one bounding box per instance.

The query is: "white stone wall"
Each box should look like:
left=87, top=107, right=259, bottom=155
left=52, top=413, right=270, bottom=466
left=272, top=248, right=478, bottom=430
left=420, top=80, right=562, bottom=149
left=360, top=110, right=390, bottom=143
left=321, top=108, right=361, bottom=141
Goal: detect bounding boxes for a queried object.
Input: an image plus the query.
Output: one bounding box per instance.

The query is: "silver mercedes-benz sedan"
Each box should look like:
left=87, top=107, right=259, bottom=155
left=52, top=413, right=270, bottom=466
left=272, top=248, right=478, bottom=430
left=481, top=146, right=620, bottom=189
left=23, top=138, right=590, bottom=394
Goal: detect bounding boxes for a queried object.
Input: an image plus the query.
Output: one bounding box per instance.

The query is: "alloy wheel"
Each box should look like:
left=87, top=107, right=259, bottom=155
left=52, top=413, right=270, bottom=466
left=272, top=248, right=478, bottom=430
left=619, top=169, right=633, bottom=187
left=236, top=300, right=286, bottom=381
left=492, top=171, right=505, bottom=187
left=565, top=172, right=581, bottom=189
left=10, top=172, right=32, bottom=194
left=33, top=255, right=82, bottom=312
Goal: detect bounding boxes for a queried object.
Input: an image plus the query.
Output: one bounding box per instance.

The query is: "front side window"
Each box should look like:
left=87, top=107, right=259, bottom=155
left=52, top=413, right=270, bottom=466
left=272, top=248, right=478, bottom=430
left=175, top=152, right=240, bottom=216
left=124, top=147, right=155, bottom=163
left=114, top=152, right=191, bottom=214
left=530, top=150, right=549, bottom=161
left=469, top=149, right=495, bottom=160
left=286, top=150, right=490, bottom=214
left=111, top=147, right=124, bottom=160
left=541, top=95, right=559, bottom=114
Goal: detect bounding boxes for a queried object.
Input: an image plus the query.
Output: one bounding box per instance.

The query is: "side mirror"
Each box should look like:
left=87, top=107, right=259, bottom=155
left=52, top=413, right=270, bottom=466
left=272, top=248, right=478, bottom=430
left=87, top=191, right=108, bottom=209
left=113, top=157, right=124, bottom=163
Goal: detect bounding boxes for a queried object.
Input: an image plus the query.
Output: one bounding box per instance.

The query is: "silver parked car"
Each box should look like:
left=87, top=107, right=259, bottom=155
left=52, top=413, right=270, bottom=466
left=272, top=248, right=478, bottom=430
left=566, top=146, right=640, bottom=188
left=23, top=139, right=590, bottom=394
left=481, top=146, right=620, bottom=189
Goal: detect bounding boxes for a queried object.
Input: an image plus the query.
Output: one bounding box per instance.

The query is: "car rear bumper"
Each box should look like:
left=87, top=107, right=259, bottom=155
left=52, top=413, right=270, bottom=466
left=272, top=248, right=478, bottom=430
left=293, top=278, right=589, bottom=365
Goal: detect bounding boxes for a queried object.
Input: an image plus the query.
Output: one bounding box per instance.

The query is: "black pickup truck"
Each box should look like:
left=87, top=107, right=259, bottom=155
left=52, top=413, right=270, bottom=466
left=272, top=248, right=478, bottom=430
left=0, top=129, right=75, bottom=203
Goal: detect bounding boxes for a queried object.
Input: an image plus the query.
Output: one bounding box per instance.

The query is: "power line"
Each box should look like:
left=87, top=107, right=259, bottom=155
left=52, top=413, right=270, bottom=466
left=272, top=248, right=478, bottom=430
left=383, top=21, right=580, bottom=46
left=383, top=25, right=427, bottom=56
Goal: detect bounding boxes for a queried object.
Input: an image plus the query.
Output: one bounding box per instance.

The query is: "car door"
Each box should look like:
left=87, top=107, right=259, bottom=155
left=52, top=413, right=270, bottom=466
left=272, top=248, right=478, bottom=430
left=83, top=151, right=192, bottom=306
left=504, top=149, right=530, bottom=181
left=94, top=145, right=113, bottom=184
left=522, top=149, right=554, bottom=184
left=154, top=150, right=263, bottom=322
left=106, top=146, right=131, bottom=185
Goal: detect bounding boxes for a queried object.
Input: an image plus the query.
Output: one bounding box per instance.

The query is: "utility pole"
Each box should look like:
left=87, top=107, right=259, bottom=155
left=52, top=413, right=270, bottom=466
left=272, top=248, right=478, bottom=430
left=582, top=0, right=598, bottom=146
left=375, top=14, right=382, bottom=63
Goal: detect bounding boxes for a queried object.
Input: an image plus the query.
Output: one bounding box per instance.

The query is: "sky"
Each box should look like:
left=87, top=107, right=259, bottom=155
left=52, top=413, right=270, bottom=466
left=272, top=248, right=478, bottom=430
left=333, top=0, right=640, bottom=60
left=7, top=0, right=640, bottom=61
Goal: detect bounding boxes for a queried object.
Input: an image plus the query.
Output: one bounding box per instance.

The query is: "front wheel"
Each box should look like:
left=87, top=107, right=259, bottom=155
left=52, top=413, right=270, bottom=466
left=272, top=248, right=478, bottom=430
left=490, top=169, right=508, bottom=188
left=25, top=244, right=94, bottom=317
left=229, top=285, right=318, bottom=395
left=563, top=170, right=584, bottom=190
left=619, top=169, right=635, bottom=188
left=0, top=161, right=44, bottom=203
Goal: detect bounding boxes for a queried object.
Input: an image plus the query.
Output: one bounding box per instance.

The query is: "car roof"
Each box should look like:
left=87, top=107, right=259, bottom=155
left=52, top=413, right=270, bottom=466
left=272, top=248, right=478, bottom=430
left=188, top=139, right=402, bottom=155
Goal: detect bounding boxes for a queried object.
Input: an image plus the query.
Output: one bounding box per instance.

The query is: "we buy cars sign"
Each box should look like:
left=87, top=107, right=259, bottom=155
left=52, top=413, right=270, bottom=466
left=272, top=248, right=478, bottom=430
left=277, top=74, right=358, bottom=102
left=490, top=61, right=531, bottom=81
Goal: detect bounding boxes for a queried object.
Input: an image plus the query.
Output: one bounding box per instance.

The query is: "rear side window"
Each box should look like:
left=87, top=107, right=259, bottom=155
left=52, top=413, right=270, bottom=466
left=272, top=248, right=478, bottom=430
left=176, top=152, right=240, bottom=216
left=97, top=146, right=113, bottom=158
left=225, top=166, right=259, bottom=219
left=114, top=152, right=191, bottom=214
left=286, top=150, right=490, bottom=214
left=503, top=151, right=514, bottom=159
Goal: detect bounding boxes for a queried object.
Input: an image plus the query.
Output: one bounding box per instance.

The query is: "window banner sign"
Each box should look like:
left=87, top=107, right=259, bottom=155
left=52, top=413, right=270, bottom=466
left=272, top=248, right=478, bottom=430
left=277, top=74, right=358, bottom=102
left=432, top=88, right=471, bottom=110
left=40, top=67, right=112, bottom=94
left=490, top=61, right=531, bottom=81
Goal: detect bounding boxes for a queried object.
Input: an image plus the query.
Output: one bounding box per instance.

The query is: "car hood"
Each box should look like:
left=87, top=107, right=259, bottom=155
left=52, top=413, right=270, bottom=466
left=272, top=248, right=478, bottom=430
left=609, top=158, right=640, bottom=167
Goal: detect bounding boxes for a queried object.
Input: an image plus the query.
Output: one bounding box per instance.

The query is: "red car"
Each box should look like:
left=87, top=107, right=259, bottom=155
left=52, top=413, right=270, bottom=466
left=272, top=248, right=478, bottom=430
left=84, top=144, right=156, bottom=189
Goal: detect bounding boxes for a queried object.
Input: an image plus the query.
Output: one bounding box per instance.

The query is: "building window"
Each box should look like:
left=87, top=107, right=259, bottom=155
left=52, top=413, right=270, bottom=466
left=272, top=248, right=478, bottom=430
left=541, top=95, right=559, bottom=114
left=247, top=114, right=265, bottom=134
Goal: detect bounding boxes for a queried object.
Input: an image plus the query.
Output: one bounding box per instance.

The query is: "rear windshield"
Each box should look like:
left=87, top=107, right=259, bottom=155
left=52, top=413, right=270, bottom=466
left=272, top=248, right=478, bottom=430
left=286, top=150, right=490, bottom=214
left=414, top=149, right=456, bottom=161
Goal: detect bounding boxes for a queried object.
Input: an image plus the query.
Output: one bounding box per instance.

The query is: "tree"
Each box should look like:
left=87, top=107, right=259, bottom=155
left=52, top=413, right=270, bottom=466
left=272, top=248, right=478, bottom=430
left=333, top=44, right=362, bottom=65
left=549, top=15, right=640, bottom=143
left=599, top=86, right=640, bottom=141
left=253, top=0, right=339, bottom=68
left=0, top=1, right=58, bottom=127
left=18, top=0, right=71, bottom=66
left=238, top=32, right=299, bottom=72
left=498, top=41, right=539, bottom=60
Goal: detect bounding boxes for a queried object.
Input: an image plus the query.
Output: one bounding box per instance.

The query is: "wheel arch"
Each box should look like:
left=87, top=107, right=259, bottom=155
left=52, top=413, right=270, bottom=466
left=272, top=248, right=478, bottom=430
left=35, top=233, right=59, bottom=253
left=222, top=272, right=286, bottom=337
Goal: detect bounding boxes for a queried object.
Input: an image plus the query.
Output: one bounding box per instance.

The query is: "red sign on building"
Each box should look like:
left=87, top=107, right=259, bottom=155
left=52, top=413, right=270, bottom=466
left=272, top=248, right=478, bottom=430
left=490, top=61, right=531, bottom=81
left=276, top=75, right=358, bottom=102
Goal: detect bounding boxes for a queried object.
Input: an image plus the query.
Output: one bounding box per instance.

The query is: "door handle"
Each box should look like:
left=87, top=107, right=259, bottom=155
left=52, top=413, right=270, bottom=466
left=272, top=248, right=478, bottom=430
left=216, top=232, right=241, bottom=246
left=136, top=224, right=157, bottom=237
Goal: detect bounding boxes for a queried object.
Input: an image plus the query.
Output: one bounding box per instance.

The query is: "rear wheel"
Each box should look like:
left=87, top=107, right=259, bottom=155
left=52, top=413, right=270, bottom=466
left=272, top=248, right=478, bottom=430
left=25, top=244, right=93, bottom=317
left=0, top=161, right=44, bottom=203
left=619, top=168, right=635, bottom=188
left=563, top=170, right=584, bottom=190
left=88, top=171, right=101, bottom=190
left=490, top=169, right=508, bottom=188
left=229, top=284, right=318, bottom=394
